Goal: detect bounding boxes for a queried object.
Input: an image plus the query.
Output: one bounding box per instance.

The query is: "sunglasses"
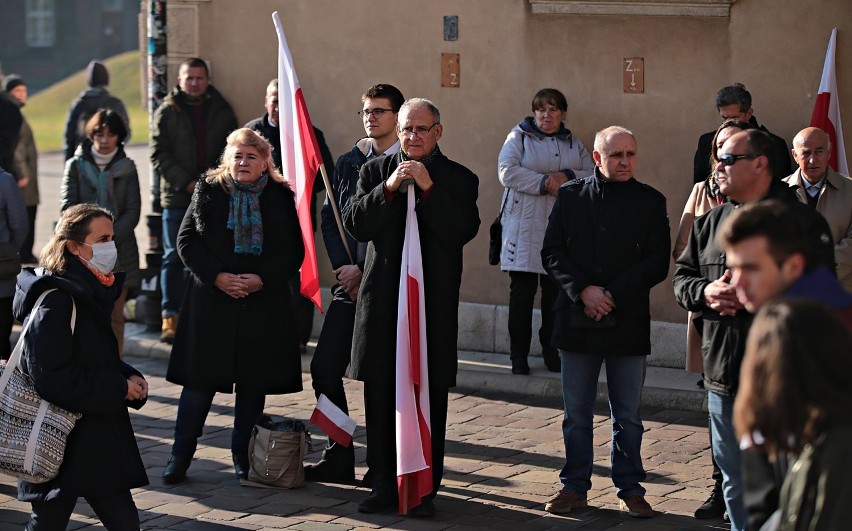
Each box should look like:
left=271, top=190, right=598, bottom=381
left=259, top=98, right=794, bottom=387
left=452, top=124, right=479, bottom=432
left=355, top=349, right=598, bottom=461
left=718, top=153, right=758, bottom=166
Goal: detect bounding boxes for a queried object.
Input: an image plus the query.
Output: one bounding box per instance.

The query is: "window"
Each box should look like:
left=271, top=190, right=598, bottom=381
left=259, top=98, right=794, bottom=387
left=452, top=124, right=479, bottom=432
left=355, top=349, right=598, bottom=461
left=103, top=0, right=123, bottom=12
left=25, top=0, right=55, bottom=48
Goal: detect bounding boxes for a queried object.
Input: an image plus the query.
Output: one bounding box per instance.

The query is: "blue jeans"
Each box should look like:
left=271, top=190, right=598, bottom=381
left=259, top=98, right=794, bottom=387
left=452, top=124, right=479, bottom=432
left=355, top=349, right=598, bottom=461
left=172, top=387, right=265, bottom=460
left=558, top=350, right=647, bottom=499
left=161, top=207, right=188, bottom=317
left=708, top=391, right=746, bottom=531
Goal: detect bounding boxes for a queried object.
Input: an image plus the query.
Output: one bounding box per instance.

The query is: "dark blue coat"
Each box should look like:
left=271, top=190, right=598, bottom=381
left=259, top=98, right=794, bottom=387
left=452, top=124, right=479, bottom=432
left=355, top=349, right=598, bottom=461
left=13, top=260, right=148, bottom=500
left=542, top=170, right=671, bottom=356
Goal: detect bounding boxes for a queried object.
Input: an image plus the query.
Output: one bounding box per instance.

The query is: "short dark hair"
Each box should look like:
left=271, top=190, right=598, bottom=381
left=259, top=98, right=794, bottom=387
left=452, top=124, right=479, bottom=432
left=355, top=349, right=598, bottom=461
left=717, top=200, right=815, bottom=269
left=716, top=83, right=752, bottom=112
left=362, top=84, right=405, bottom=112
left=740, top=129, right=775, bottom=176
left=180, top=57, right=209, bottom=76
left=85, top=108, right=128, bottom=144
left=532, top=88, right=568, bottom=114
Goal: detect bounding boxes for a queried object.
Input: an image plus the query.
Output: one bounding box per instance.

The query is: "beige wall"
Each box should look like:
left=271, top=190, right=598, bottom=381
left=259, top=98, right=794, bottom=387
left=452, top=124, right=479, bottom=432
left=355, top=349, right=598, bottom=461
left=154, top=0, right=851, bottom=323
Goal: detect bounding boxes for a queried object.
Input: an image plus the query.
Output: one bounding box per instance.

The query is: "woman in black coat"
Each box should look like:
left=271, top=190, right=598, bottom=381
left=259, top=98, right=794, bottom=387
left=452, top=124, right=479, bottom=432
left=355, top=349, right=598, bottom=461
left=163, top=128, right=304, bottom=484
left=13, top=203, right=149, bottom=530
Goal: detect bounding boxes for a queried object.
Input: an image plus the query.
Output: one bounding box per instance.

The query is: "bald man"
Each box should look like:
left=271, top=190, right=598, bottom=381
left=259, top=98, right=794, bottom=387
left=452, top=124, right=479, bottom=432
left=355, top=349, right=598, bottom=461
left=783, top=127, right=852, bottom=290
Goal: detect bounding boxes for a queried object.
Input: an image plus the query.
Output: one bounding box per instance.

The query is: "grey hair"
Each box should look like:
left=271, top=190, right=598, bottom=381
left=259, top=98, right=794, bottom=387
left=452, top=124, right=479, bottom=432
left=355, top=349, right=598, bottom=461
left=593, top=125, right=635, bottom=153
left=398, top=98, right=440, bottom=124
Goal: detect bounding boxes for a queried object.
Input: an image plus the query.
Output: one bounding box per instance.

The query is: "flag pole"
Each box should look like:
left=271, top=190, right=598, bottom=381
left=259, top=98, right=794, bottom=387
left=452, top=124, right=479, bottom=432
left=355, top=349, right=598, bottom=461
left=318, top=163, right=354, bottom=265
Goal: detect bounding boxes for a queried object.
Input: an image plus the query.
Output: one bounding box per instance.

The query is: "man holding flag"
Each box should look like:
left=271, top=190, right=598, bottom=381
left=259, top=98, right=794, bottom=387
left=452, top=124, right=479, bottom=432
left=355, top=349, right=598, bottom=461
left=343, top=98, right=480, bottom=516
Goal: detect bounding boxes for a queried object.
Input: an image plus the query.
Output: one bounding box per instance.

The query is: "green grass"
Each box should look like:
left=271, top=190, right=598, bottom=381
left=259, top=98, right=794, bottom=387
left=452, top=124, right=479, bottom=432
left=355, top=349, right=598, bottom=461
left=22, top=50, right=149, bottom=153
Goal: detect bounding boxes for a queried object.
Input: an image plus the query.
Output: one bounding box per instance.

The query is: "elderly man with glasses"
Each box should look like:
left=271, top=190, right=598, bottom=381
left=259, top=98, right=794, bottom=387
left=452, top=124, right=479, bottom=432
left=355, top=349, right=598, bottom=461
left=343, top=98, right=480, bottom=517
left=674, top=129, right=834, bottom=531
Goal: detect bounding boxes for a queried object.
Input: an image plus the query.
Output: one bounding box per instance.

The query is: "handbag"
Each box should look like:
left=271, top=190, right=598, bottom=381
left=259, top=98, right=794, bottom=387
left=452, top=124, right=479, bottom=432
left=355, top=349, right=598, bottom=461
left=246, top=415, right=311, bottom=489
left=0, top=242, right=21, bottom=280
left=0, top=289, right=81, bottom=483
left=488, top=189, right=509, bottom=265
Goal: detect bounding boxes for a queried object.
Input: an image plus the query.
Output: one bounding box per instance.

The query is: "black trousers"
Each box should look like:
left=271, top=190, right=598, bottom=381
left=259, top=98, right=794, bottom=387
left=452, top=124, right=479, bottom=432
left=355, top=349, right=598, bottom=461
left=290, top=273, right=315, bottom=345
left=19, top=205, right=37, bottom=262
left=28, top=489, right=139, bottom=530
left=364, top=380, right=449, bottom=499
left=507, top=271, right=558, bottom=361
left=0, top=296, right=12, bottom=360
left=310, top=295, right=356, bottom=414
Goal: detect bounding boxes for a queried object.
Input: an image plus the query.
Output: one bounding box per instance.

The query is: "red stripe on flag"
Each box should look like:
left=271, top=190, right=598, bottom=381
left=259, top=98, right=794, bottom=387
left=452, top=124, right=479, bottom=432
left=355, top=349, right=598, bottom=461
left=408, top=275, right=421, bottom=386
left=309, top=407, right=353, bottom=448
left=810, top=93, right=840, bottom=171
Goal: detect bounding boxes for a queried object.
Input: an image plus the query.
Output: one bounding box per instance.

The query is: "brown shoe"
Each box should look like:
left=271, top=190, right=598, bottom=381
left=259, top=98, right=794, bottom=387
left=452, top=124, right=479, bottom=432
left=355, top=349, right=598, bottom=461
left=545, top=489, right=587, bottom=514
left=620, top=495, right=653, bottom=518
left=160, top=315, right=178, bottom=343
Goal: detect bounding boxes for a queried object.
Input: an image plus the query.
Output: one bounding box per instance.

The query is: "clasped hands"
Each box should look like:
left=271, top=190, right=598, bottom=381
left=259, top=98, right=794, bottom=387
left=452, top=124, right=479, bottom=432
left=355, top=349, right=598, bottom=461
left=386, top=161, right=433, bottom=192
left=125, top=375, right=148, bottom=401
left=703, top=269, right=743, bottom=317
left=214, top=272, right=263, bottom=299
left=543, top=171, right=570, bottom=196
left=580, top=285, right=615, bottom=321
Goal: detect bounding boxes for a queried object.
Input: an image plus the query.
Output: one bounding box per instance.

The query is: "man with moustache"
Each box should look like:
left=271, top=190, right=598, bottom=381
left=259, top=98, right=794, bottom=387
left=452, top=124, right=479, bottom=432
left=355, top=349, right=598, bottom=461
left=343, top=98, right=479, bottom=516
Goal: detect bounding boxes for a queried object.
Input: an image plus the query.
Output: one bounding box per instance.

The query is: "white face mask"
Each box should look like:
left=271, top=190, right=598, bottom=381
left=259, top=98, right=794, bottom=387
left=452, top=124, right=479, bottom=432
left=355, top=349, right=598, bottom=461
left=83, top=241, right=117, bottom=274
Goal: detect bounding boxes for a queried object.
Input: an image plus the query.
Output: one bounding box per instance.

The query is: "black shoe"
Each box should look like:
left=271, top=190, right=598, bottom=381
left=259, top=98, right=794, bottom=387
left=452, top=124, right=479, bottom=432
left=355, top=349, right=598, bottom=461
left=544, top=353, right=561, bottom=373
left=407, top=498, right=435, bottom=517
left=511, top=358, right=530, bottom=375
left=358, top=491, right=397, bottom=514
left=232, top=452, right=249, bottom=480
left=304, top=443, right=355, bottom=484
left=162, top=455, right=191, bottom=484
left=694, top=487, right=725, bottom=519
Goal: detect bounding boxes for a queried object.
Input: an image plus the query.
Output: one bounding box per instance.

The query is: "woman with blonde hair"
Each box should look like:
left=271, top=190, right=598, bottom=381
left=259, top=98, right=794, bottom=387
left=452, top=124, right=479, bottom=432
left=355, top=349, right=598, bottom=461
left=162, top=128, right=304, bottom=483
left=735, top=300, right=852, bottom=531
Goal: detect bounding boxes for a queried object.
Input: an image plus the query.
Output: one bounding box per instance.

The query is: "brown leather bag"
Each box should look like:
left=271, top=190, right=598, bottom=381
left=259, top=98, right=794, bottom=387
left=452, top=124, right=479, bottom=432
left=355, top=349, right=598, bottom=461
left=247, top=415, right=310, bottom=489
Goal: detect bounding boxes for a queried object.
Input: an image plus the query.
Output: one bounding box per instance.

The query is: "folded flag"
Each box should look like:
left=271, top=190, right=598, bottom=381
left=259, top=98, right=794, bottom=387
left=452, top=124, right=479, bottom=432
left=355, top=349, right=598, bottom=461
left=309, top=394, right=356, bottom=448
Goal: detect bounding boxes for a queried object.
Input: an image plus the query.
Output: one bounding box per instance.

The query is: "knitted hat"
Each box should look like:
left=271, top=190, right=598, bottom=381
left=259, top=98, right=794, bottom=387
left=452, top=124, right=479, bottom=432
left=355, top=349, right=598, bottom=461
left=87, top=60, right=109, bottom=87
left=2, top=74, right=25, bottom=93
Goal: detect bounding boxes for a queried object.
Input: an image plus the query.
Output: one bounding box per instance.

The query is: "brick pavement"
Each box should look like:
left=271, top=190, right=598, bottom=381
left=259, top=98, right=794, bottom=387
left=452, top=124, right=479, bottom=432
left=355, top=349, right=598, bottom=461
left=0, top=353, right=729, bottom=530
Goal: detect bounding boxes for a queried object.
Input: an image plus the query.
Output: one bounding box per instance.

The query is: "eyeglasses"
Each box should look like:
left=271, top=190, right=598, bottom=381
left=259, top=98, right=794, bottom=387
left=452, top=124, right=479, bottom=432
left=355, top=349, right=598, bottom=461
left=399, top=123, right=439, bottom=138
left=358, top=108, right=394, bottom=119
left=717, top=153, right=758, bottom=166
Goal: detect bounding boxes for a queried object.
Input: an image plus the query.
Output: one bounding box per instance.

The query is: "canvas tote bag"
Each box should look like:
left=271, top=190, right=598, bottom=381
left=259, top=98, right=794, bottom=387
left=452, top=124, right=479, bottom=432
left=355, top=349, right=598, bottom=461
left=0, top=289, right=81, bottom=483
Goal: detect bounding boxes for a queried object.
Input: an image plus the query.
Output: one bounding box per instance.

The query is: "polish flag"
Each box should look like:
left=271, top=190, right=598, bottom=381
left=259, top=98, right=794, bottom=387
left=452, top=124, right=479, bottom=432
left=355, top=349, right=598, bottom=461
left=273, top=11, right=323, bottom=310
left=810, top=28, right=848, bottom=175
left=395, top=184, right=432, bottom=514
left=309, top=394, right=356, bottom=448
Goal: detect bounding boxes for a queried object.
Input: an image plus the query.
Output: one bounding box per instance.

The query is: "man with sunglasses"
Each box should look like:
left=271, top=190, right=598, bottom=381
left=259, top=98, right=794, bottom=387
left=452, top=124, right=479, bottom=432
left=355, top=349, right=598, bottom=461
left=674, top=129, right=833, bottom=531
left=303, top=83, right=404, bottom=483
left=343, top=98, right=480, bottom=517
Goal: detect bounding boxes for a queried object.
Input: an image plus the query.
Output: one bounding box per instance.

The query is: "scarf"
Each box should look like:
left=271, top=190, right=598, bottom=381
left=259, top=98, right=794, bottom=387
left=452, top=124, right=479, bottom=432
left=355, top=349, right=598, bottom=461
left=90, top=146, right=117, bottom=171
left=227, top=173, right=267, bottom=255
left=77, top=256, right=115, bottom=287
left=400, top=145, right=441, bottom=167
left=78, top=149, right=130, bottom=213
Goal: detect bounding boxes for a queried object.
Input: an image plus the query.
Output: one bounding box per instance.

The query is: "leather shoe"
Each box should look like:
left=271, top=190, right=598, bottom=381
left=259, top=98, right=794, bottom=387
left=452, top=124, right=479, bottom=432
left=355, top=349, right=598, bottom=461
left=232, top=452, right=249, bottom=480
left=162, top=455, right=190, bottom=484
left=544, top=353, right=561, bottom=373
left=304, top=443, right=355, bottom=484
left=694, top=485, right=725, bottom=519
left=620, top=495, right=653, bottom=518
left=511, top=358, right=530, bottom=375
left=545, top=489, right=587, bottom=514
left=357, top=491, right=397, bottom=514
left=407, top=498, right=435, bottom=517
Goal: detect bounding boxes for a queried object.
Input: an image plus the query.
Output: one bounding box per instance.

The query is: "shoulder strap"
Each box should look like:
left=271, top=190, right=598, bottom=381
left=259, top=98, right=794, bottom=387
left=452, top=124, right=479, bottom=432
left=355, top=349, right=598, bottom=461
left=0, top=289, right=77, bottom=392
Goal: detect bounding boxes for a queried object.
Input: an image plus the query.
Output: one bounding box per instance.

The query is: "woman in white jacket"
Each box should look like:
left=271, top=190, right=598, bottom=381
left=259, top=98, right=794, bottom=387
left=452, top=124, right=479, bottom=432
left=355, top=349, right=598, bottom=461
left=498, top=88, right=594, bottom=375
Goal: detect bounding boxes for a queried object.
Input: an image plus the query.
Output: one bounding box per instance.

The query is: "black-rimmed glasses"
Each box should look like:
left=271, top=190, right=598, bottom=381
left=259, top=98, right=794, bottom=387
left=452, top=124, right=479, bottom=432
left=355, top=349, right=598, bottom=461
left=357, top=108, right=393, bottom=119
left=717, top=153, right=758, bottom=166
left=398, top=123, right=439, bottom=138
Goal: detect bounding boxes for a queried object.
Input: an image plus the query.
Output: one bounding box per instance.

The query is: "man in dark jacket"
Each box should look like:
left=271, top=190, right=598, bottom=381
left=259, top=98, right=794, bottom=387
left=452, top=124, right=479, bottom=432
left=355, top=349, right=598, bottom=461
left=693, top=84, right=791, bottom=184
left=673, top=129, right=834, bottom=531
left=541, top=126, right=670, bottom=519
left=63, top=60, right=130, bottom=161
left=343, top=98, right=479, bottom=516
left=151, top=57, right=237, bottom=343
left=245, top=78, right=334, bottom=350
left=303, top=83, right=404, bottom=483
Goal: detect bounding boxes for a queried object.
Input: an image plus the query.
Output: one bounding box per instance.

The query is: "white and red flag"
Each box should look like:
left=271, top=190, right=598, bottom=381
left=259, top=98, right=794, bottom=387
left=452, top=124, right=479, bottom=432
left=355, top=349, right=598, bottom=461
left=309, top=394, right=356, bottom=448
left=395, top=184, right=432, bottom=514
left=810, top=28, right=848, bottom=175
left=272, top=11, right=323, bottom=310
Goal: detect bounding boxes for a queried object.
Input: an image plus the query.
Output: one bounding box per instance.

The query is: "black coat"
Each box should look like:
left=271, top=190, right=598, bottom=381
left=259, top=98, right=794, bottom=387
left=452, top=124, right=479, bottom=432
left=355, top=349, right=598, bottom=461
left=342, top=148, right=480, bottom=388
left=541, top=171, right=671, bottom=356
left=13, top=261, right=148, bottom=501
left=167, top=177, right=305, bottom=394
left=693, top=117, right=792, bottom=184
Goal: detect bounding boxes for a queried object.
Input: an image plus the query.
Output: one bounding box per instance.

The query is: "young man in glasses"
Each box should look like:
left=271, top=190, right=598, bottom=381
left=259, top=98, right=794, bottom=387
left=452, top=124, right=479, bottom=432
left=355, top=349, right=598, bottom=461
left=303, top=84, right=404, bottom=483
left=674, top=129, right=833, bottom=531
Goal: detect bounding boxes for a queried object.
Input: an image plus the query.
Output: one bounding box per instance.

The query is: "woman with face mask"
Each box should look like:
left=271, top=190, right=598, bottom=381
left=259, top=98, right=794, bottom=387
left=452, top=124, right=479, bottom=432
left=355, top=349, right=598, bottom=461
left=13, top=203, right=149, bottom=529
left=60, top=108, right=140, bottom=356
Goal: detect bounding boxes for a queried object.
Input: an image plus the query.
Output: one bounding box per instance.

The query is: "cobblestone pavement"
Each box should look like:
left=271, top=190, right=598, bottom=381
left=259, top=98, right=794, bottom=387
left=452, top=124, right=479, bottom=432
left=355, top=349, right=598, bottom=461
left=0, top=355, right=729, bottom=530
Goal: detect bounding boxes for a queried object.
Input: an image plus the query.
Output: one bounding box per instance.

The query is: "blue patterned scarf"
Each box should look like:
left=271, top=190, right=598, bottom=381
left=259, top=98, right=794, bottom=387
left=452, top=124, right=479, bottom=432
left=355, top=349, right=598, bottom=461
left=227, top=173, right=267, bottom=255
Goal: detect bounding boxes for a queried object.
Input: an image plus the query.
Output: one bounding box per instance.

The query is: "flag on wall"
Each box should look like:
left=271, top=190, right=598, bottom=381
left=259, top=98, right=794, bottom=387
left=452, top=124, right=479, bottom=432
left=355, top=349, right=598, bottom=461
left=310, top=394, right=356, bottom=448
left=810, top=28, right=848, bottom=175
left=272, top=11, right=323, bottom=309
left=395, top=185, right=432, bottom=514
